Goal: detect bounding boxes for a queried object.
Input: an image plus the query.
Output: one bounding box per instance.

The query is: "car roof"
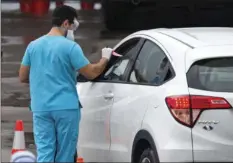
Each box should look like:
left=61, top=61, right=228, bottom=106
left=136, top=27, right=233, bottom=48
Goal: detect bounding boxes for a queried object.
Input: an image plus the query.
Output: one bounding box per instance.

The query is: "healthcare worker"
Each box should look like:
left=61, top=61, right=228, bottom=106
left=19, top=5, right=112, bottom=162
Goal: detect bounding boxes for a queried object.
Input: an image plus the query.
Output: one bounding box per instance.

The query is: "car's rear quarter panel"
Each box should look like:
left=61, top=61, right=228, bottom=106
left=188, top=89, right=233, bottom=161
left=185, top=45, right=233, bottom=162
left=141, top=78, right=193, bottom=162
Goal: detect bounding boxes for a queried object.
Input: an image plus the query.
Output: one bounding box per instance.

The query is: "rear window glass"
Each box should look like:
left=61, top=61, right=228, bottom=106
left=187, top=57, right=233, bottom=92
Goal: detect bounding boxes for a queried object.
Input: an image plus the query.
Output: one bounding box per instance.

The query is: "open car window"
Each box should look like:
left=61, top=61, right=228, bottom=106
left=96, top=37, right=142, bottom=82
left=104, top=58, right=130, bottom=81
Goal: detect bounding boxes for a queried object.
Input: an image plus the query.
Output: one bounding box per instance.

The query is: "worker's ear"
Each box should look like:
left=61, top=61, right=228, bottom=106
left=62, top=19, right=70, bottom=28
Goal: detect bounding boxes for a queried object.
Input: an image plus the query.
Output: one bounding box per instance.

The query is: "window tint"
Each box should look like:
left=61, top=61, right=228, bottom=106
left=187, top=57, right=233, bottom=92
left=130, top=40, right=173, bottom=85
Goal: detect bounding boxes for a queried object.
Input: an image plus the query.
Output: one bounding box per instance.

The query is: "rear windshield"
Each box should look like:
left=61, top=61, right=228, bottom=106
left=187, top=57, right=233, bottom=92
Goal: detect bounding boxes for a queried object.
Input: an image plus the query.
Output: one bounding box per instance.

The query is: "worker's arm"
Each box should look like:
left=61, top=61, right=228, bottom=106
left=79, top=58, right=109, bottom=80
left=19, top=65, right=30, bottom=83
left=70, top=44, right=112, bottom=80
left=19, top=44, right=31, bottom=83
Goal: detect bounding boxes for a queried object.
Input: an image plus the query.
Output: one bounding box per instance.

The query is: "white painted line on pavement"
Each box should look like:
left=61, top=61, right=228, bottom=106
left=1, top=62, right=21, bottom=65
left=1, top=2, right=19, bottom=11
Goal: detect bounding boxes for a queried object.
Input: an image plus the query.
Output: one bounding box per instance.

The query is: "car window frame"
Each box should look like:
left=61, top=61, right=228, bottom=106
left=126, top=37, right=176, bottom=86
left=93, top=37, right=145, bottom=83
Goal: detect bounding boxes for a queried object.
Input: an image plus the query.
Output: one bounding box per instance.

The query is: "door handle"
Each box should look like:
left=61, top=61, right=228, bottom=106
left=104, top=93, right=114, bottom=100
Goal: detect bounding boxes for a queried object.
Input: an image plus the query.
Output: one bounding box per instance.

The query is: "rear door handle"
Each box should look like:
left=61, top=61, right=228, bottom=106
left=104, top=93, right=114, bottom=100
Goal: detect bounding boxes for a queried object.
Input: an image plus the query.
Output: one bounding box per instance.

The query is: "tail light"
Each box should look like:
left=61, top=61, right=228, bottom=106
left=165, top=95, right=232, bottom=127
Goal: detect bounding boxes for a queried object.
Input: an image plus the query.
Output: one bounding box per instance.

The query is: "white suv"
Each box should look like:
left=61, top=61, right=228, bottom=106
left=77, top=27, right=233, bottom=162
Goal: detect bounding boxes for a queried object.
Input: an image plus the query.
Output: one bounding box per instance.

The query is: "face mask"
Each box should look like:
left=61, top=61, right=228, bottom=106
left=65, top=18, right=79, bottom=41
left=72, top=19, right=79, bottom=30
left=66, top=30, right=75, bottom=41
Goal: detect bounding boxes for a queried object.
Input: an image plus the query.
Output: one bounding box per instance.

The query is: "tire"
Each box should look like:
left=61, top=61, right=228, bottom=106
left=138, top=148, right=159, bottom=163
left=101, top=0, right=131, bottom=30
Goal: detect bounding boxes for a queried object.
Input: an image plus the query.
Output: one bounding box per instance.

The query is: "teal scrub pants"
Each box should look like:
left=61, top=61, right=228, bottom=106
left=33, top=109, right=80, bottom=162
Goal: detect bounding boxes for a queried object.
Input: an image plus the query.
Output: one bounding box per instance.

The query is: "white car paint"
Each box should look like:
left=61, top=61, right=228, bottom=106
left=77, top=27, right=233, bottom=162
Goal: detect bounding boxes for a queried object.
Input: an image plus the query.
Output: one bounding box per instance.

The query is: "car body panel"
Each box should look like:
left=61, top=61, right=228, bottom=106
left=185, top=45, right=233, bottom=71
left=77, top=82, right=113, bottom=162
left=77, top=28, right=233, bottom=162
left=141, top=81, right=193, bottom=162
left=185, top=45, right=233, bottom=161
left=108, top=83, right=156, bottom=162
left=188, top=88, right=233, bottom=161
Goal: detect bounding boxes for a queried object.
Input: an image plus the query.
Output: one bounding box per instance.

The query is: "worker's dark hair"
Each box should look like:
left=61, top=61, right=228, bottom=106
left=52, top=5, right=78, bottom=27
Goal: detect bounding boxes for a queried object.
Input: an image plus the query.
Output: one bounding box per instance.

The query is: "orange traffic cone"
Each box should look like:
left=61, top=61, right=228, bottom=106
left=77, top=157, right=84, bottom=163
left=11, top=120, right=26, bottom=155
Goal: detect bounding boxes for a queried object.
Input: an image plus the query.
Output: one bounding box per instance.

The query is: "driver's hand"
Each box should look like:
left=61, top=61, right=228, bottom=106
left=102, top=47, right=113, bottom=61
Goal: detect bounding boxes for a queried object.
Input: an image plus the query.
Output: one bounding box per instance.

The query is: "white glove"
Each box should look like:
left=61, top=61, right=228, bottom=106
left=101, top=47, right=113, bottom=60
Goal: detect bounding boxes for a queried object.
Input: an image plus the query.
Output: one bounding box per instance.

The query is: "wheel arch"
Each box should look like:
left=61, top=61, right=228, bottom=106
left=131, top=130, right=160, bottom=163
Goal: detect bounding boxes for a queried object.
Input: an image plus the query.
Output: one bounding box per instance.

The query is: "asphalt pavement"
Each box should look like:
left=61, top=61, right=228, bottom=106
left=1, top=1, right=125, bottom=161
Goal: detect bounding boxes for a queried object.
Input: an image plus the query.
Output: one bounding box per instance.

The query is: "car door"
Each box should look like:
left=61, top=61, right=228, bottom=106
left=77, top=37, right=144, bottom=162
left=109, top=39, right=175, bottom=162
left=77, top=81, right=114, bottom=162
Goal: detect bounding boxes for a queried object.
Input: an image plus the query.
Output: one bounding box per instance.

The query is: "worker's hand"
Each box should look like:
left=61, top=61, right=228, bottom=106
left=101, top=47, right=113, bottom=61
